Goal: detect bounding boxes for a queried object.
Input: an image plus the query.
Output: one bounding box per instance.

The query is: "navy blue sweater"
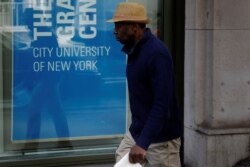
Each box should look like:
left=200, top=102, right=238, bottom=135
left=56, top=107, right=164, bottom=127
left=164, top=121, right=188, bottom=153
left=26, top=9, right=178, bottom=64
left=123, top=29, right=181, bottom=150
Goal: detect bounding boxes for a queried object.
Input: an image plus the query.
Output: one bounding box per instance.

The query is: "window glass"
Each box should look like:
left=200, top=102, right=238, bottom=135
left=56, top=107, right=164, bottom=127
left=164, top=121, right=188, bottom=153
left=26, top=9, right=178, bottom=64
left=0, top=0, right=163, bottom=163
left=128, top=0, right=163, bottom=38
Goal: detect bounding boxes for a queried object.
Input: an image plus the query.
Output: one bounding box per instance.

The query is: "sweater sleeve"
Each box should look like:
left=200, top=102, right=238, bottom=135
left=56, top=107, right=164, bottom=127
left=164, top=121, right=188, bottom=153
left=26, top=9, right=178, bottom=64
left=136, top=52, right=174, bottom=150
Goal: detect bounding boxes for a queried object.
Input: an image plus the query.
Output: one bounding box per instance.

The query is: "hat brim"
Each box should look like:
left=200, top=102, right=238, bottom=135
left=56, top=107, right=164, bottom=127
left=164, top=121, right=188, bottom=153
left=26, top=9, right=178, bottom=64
left=106, top=18, right=149, bottom=24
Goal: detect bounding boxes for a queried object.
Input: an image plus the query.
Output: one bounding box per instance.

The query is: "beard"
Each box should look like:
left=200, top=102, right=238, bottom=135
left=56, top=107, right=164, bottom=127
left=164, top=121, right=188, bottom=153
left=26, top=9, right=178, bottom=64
left=116, top=34, right=136, bottom=47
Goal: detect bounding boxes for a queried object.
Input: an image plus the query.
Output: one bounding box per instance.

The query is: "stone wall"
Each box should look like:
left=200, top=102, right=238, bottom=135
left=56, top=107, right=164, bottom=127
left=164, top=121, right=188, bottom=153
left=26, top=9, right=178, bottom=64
left=184, top=0, right=250, bottom=166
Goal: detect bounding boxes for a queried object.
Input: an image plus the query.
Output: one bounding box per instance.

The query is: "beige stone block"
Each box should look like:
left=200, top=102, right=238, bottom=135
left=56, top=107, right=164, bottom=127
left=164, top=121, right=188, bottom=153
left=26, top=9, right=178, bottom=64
left=185, top=0, right=214, bottom=29
left=185, top=29, right=250, bottom=130
left=184, top=128, right=249, bottom=167
left=186, top=0, right=250, bottom=29
left=185, top=29, right=214, bottom=128
left=214, top=0, right=250, bottom=29
left=212, top=30, right=250, bottom=128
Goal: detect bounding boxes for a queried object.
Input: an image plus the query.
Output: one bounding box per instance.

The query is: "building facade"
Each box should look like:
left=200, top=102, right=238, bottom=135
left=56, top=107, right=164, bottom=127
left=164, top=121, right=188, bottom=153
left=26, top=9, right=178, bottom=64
left=184, top=0, right=250, bottom=166
left=0, top=0, right=249, bottom=167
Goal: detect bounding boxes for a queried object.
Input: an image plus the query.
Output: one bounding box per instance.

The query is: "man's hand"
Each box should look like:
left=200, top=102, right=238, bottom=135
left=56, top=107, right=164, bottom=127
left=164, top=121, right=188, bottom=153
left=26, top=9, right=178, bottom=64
left=129, top=145, right=147, bottom=164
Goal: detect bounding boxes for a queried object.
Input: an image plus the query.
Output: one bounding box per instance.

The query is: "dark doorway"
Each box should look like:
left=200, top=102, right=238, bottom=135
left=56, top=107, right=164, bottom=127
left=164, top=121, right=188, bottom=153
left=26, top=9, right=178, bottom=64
left=160, top=0, right=185, bottom=166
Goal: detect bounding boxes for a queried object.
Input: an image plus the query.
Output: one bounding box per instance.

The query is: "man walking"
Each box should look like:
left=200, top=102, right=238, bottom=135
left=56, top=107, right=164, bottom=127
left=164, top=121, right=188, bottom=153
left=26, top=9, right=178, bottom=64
left=107, top=2, right=182, bottom=167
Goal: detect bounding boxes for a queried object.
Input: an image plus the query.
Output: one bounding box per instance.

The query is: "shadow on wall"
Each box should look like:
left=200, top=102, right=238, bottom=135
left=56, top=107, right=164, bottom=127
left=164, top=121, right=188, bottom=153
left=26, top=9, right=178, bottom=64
left=234, top=157, right=250, bottom=167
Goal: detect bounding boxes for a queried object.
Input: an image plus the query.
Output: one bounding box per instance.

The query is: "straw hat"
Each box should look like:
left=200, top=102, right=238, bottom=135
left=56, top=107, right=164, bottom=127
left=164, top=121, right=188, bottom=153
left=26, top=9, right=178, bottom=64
left=107, top=2, right=149, bottom=24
